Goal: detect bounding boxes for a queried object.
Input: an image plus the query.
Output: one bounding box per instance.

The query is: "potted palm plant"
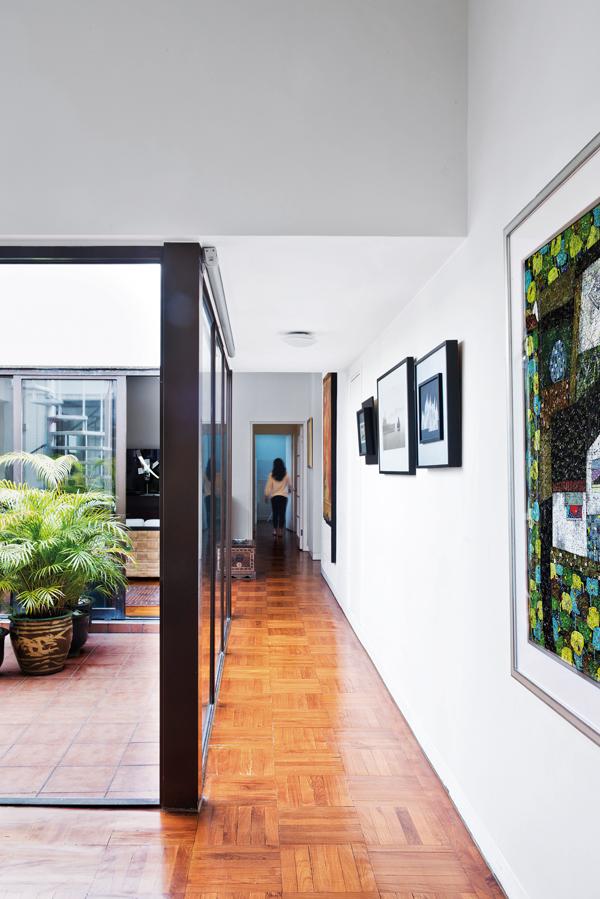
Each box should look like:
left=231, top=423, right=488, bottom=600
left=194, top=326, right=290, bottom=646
left=0, top=452, right=131, bottom=675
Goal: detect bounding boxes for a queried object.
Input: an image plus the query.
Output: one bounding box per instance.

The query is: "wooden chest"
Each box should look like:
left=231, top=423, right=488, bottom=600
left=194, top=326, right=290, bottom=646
left=219, top=540, right=256, bottom=579
left=126, top=528, right=160, bottom=578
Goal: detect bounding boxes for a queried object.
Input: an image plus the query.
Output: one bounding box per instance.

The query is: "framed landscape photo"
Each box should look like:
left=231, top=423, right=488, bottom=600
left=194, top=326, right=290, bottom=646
left=507, top=132, right=600, bottom=745
left=377, top=357, right=415, bottom=474
left=415, top=341, right=461, bottom=468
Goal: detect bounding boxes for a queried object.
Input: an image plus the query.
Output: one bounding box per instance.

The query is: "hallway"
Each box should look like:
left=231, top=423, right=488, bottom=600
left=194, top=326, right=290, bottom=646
left=0, top=533, right=501, bottom=896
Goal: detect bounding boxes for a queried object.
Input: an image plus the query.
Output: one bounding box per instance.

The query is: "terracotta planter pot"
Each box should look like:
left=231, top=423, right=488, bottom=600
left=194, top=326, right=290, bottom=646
left=0, top=627, right=8, bottom=669
left=69, top=611, right=91, bottom=657
left=10, top=613, right=73, bottom=676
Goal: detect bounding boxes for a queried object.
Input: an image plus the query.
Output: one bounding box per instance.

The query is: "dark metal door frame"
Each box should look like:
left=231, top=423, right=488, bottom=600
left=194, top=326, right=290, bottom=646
left=0, top=245, right=204, bottom=810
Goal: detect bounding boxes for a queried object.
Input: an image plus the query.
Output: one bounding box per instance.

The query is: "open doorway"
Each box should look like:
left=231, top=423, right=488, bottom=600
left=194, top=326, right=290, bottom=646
left=252, top=423, right=304, bottom=548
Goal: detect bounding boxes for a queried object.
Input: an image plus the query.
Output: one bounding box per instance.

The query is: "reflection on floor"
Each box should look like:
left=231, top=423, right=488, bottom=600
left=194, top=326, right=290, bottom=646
left=126, top=579, right=160, bottom=617
left=0, top=634, right=159, bottom=800
left=0, top=530, right=501, bottom=896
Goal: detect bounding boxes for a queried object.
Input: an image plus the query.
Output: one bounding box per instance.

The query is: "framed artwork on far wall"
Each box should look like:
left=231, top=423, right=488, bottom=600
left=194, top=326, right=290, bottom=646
left=307, top=417, right=313, bottom=469
left=377, top=357, right=416, bottom=474
left=507, top=132, right=600, bottom=745
left=415, top=340, right=461, bottom=468
left=322, top=372, right=337, bottom=563
left=356, top=396, right=377, bottom=465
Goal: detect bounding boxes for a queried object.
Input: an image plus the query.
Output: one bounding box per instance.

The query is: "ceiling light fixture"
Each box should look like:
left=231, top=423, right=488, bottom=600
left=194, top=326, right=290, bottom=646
left=282, top=331, right=316, bottom=348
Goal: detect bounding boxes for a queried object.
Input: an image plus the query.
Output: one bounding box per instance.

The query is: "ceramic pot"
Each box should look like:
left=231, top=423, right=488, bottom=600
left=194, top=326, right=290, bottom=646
left=69, top=611, right=91, bottom=657
left=0, top=627, right=8, bottom=669
left=10, top=613, right=73, bottom=675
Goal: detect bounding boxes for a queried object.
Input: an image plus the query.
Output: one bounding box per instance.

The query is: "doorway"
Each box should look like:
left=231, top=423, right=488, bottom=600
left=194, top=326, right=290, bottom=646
left=0, top=245, right=232, bottom=811
left=252, top=423, right=304, bottom=548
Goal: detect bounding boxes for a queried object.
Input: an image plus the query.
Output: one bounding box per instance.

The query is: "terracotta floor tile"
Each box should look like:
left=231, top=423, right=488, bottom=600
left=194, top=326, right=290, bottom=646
left=120, top=742, right=160, bottom=765
left=20, top=722, right=83, bottom=744
left=0, top=723, right=26, bottom=746
left=0, top=742, right=68, bottom=767
left=110, top=764, right=160, bottom=792
left=60, top=742, right=128, bottom=767
left=73, top=722, right=136, bottom=744
left=0, top=765, right=54, bottom=794
left=131, top=721, right=160, bottom=742
left=40, top=765, right=118, bottom=794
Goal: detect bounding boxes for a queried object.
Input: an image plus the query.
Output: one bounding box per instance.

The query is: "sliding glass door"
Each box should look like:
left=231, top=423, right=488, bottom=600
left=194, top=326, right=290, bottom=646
left=199, top=294, right=232, bottom=767
left=22, top=378, right=117, bottom=493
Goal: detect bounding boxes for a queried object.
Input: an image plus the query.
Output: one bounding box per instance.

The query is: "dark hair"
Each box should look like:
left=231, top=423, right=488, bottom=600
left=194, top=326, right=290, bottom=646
left=272, top=458, right=286, bottom=480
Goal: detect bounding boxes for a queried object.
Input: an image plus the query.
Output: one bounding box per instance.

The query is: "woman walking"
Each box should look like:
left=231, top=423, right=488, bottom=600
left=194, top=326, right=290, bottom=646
left=264, top=457, right=291, bottom=539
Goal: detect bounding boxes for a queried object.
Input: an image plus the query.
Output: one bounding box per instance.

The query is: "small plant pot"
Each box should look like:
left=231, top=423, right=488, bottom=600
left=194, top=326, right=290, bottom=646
left=69, top=611, right=91, bottom=657
left=0, top=627, right=8, bottom=669
left=10, top=613, right=73, bottom=676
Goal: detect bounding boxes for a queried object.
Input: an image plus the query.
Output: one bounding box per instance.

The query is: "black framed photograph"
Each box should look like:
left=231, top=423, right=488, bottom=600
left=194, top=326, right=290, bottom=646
left=415, top=340, right=461, bottom=468
left=418, top=373, right=443, bottom=444
left=376, top=357, right=416, bottom=474
left=356, top=408, right=367, bottom=455
left=356, top=396, right=378, bottom=464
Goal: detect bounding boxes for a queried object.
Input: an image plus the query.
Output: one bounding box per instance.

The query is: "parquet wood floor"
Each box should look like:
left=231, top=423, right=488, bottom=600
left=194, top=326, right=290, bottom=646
left=0, top=530, right=503, bottom=897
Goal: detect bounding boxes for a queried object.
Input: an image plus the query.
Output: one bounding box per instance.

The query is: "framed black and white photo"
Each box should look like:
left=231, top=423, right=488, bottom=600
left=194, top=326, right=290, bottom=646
left=418, top=373, right=443, bottom=444
left=356, top=408, right=367, bottom=455
left=415, top=341, right=461, bottom=468
left=356, top=396, right=378, bottom=464
left=377, top=357, right=415, bottom=474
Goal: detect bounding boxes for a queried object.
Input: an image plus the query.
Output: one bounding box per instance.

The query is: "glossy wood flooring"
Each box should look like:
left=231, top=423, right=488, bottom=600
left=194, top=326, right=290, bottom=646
left=0, top=532, right=503, bottom=897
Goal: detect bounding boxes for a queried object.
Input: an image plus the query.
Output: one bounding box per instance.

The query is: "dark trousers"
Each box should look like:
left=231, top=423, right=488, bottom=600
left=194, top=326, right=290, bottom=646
left=271, top=496, right=288, bottom=529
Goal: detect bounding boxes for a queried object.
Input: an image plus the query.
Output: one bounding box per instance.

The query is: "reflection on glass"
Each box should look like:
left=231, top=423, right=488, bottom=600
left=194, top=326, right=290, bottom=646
left=0, top=378, right=13, bottom=456
left=22, top=379, right=116, bottom=494
left=200, top=307, right=213, bottom=745
left=214, top=343, right=223, bottom=678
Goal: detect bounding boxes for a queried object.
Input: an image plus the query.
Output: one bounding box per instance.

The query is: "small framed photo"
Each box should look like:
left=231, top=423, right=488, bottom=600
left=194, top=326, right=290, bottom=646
left=377, top=357, right=416, bottom=475
left=356, top=408, right=367, bottom=455
left=418, top=373, right=443, bottom=444
left=415, top=340, right=461, bottom=468
left=356, top=396, right=377, bottom=464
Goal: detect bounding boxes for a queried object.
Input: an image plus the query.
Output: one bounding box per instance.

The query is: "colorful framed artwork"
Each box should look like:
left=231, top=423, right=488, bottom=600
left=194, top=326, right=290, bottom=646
left=322, top=372, right=337, bottom=562
left=356, top=396, right=377, bottom=465
left=307, top=417, right=313, bottom=469
left=415, top=341, right=461, bottom=468
left=377, top=357, right=415, bottom=474
left=507, top=132, right=600, bottom=745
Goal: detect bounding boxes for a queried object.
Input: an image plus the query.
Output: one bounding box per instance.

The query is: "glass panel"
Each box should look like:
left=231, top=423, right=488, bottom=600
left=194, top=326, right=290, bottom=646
left=214, top=337, right=223, bottom=677
left=0, top=378, right=13, bottom=455
left=22, top=379, right=116, bottom=494
left=200, top=305, right=213, bottom=741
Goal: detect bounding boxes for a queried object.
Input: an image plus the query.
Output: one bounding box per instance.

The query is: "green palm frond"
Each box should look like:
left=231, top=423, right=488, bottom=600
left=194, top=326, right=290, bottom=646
left=15, top=586, right=65, bottom=616
left=0, top=452, right=79, bottom=490
left=0, top=452, right=130, bottom=618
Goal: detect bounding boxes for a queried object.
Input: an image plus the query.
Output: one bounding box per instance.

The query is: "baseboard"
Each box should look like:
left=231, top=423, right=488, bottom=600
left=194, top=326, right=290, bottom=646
left=320, top=573, right=525, bottom=899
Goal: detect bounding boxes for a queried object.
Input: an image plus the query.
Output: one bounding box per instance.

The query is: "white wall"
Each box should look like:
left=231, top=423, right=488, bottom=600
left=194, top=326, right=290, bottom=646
left=232, top=372, right=321, bottom=558
left=322, top=2, right=600, bottom=898
left=0, top=0, right=466, bottom=238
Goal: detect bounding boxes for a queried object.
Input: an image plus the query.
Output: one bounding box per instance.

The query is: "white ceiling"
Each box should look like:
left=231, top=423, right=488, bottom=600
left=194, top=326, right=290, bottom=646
left=0, top=1, right=466, bottom=238
left=216, top=237, right=464, bottom=372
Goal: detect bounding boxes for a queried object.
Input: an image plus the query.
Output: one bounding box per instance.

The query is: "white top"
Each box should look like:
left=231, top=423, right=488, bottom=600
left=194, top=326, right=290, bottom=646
left=264, top=473, right=291, bottom=498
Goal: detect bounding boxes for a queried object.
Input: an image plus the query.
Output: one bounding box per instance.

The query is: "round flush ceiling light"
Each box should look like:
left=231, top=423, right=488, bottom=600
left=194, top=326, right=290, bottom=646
left=282, top=331, right=316, bottom=348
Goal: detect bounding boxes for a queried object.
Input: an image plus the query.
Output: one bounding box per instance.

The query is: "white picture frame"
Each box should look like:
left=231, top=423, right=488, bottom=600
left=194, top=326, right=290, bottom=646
left=506, top=131, right=600, bottom=745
